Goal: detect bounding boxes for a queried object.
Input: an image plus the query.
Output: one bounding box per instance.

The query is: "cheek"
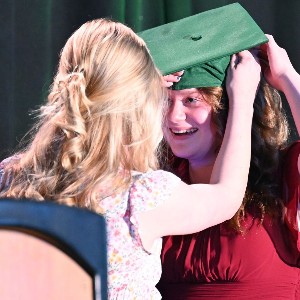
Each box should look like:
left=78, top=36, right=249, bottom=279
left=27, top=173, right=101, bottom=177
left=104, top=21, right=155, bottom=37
left=165, top=106, right=173, bottom=121
left=190, top=108, right=212, bottom=125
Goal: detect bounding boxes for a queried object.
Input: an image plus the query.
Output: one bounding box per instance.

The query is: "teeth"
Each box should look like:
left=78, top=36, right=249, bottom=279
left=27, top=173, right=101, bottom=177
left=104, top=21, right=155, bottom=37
left=172, top=129, right=188, bottom=133
left=171, top=128, right=197, bottom=135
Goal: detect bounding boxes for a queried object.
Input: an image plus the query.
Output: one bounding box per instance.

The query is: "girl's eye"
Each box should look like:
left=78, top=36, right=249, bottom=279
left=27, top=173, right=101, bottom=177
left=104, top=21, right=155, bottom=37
left=187, top=97, right=198, bottom=103
left=185, top=97, right=202, bottom=106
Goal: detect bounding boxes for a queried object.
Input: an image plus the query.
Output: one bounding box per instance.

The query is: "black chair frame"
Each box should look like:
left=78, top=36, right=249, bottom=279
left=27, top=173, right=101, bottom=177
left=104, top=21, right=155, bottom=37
left=0, top=198, right=107, bottom=300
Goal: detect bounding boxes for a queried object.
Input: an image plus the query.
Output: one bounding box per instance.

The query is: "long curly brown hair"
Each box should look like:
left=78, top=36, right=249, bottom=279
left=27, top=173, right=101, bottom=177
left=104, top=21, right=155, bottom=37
left=161, top=79, right=290, bottom=231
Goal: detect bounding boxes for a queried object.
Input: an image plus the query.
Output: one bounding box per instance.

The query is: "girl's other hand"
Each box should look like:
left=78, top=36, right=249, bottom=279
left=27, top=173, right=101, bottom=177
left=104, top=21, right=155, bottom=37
left=259, top=34, right=296, bottom=91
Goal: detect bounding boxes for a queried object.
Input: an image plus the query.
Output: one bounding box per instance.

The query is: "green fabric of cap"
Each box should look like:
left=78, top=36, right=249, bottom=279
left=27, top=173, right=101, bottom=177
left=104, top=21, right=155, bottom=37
left=138, top=3, right=268, bottom=89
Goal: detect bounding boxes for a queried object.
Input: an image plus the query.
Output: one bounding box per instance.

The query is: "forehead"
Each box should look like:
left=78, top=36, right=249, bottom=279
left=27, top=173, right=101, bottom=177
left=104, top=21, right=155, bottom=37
left=168, top=88, right=205, bottom=99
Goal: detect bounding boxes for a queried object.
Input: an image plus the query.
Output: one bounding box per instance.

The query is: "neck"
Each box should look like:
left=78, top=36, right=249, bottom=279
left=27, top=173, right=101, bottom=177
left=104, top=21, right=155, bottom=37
left=188, top=159, right=216, bottom=184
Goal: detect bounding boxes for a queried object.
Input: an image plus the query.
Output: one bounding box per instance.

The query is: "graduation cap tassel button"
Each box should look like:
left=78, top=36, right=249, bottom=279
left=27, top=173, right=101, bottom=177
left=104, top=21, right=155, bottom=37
left=190, top=35, right=202, bottom=41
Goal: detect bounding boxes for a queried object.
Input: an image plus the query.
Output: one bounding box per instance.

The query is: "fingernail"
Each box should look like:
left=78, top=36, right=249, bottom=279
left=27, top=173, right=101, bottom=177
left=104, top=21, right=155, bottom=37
left=177, top=76, right=181, bottom=81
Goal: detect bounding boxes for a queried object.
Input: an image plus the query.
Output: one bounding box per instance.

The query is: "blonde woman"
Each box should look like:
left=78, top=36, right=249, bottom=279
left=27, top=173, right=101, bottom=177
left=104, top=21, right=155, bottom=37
left=0, top=19, right=260, bottom=299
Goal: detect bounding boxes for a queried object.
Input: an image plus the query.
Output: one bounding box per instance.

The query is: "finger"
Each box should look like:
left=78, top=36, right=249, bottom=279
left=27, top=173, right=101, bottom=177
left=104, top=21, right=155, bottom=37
left=165, top=70, right=185, bottom=79
left=164, top=74, right=182, bottom=83
left=233, top=50, right=252, bottom=68
left=262, top=34, right=280, bottom=52
left=239, top=50, right=262, bottom=68
left=237, top=49, right=253, bottom=59
left=172, top=70, right=185, bottom=76
left=265, top=34, right=274, bottom=42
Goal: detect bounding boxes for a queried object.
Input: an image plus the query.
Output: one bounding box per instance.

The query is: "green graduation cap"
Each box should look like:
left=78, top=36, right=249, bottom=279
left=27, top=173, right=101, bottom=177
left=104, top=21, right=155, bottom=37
left=138, top=3, right=268, bottom=89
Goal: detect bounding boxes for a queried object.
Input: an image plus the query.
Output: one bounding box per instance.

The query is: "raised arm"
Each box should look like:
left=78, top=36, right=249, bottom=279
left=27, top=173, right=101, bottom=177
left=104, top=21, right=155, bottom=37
left=260, top=34, right=300, bottom=135
left=138, top=51, right=260, bottom=251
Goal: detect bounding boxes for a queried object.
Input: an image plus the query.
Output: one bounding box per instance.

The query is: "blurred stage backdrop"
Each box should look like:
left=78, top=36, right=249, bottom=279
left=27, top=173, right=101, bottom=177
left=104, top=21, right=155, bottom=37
left=1, top=0, right=299, bottom=160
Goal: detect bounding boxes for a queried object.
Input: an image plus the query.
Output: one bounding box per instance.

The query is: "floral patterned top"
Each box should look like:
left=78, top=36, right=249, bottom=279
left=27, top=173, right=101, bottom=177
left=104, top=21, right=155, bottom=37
left=98, top=170, right=180, bottom=299
left=0, top=158, right=181, bottom=299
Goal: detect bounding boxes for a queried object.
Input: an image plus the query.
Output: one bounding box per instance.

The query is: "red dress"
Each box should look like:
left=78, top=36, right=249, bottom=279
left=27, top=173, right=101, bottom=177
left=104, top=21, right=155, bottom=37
left=158, top=142, right=300, bottom=299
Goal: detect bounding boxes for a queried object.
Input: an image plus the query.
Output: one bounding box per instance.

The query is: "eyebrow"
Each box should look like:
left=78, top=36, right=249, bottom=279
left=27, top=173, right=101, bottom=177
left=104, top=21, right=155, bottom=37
left=186, top=93, right=205, bottom=99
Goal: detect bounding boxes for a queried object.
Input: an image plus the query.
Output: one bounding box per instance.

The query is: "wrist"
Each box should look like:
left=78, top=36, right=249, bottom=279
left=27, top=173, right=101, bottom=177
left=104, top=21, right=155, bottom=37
left=278, top=68, right=300, bottom=92
left=229, top=94, right=255, bottom=110
left=229, top=104, right=254, bottom=123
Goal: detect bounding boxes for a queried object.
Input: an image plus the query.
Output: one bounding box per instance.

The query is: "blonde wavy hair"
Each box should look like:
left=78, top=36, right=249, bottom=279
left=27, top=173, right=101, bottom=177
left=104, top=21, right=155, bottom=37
left=162, top=80, right=290, bottom=231
left=0, top=19, right=166, bottom=209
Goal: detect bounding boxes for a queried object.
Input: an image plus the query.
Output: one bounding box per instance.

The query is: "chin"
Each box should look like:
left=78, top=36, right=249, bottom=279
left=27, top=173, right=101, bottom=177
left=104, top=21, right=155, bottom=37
left=170, top=148, right=191, bottom=160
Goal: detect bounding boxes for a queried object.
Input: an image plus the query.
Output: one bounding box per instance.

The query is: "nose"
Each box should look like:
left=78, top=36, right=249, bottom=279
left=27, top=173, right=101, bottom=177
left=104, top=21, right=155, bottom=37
left=168, top=100, right=186, bottom=123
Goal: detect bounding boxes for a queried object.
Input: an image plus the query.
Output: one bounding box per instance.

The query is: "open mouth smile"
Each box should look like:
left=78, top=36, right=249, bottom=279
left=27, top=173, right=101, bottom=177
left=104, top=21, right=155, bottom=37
left=170, top=128, right=198, bottom=136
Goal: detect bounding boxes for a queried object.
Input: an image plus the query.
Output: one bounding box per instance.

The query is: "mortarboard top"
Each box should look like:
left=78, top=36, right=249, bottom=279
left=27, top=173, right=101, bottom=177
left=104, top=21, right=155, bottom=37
left=138, top=3, right=268, bottom=89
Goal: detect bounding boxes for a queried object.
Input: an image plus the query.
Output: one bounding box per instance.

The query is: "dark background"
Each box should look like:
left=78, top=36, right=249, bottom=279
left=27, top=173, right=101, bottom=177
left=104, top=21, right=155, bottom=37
left=1, top=0, right=299, bottom=160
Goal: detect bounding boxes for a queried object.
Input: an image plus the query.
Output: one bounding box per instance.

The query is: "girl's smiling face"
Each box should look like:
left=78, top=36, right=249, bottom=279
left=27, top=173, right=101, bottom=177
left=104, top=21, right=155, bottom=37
left=164, top=88, right=218, bottom=166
